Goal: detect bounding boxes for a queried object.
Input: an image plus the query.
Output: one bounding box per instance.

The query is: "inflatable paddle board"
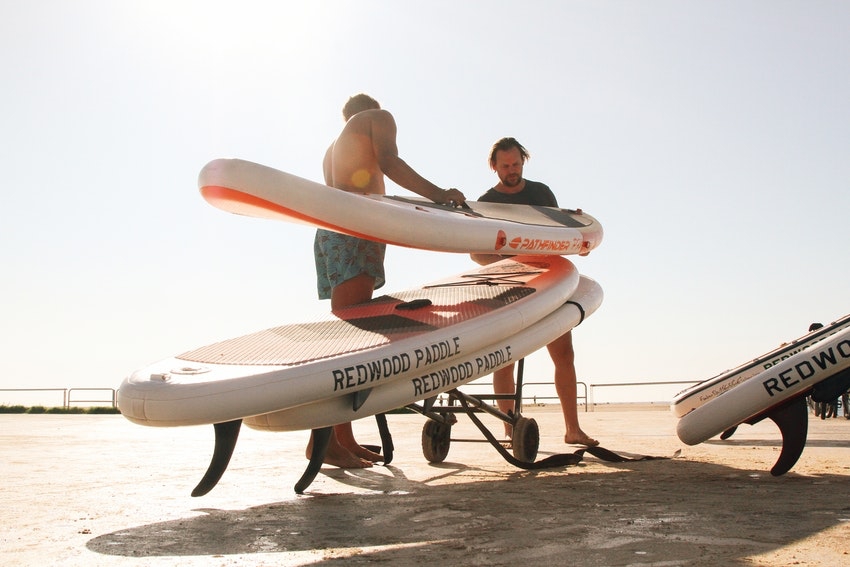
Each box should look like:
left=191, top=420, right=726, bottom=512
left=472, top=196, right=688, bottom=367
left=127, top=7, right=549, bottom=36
left=677, top=324, right=850, bottom=446
left=118, top=255, right=580, bottom=427
left=671, top=313, right=850, bottom=418
left=198, top=158, right=603, bottom=256
left=245, top=275, right=603, bottom=432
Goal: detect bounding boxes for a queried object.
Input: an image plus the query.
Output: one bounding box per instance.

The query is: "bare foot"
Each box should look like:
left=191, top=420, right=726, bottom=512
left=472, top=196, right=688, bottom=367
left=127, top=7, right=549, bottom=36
left=565, top=432, right=599, bottom=447
left=323, top=445, right=373, bottom=469
left=307, top=433, right=375, bottom=469
left=350, top=443, right=383, bottom=463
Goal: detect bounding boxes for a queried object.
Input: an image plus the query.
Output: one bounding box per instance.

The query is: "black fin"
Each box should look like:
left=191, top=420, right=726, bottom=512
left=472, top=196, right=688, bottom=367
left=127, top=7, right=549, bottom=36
left=422, top=396, right=437, bottom=413
left=352, top=388, right=372, bottom=411
left=720, top=425, right=738, bottom=440
left=294, top=427, right=332, bottom=494
left=766, top=395, right=809, bottom=476
left=191, top=419, right=242, bottom=497
left=375, top=413, right=394, bottom=465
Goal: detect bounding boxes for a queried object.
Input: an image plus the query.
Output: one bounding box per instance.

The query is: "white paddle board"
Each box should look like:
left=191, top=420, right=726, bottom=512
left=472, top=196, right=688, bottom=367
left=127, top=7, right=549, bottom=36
left=671, top=313, right=850, bottom=418
left=118, top=255, right=580, bottom=427
left=245, top=275, right=604, bottom=432
left=677, top=324, right=850, bottom=445
left=198, top=158, right=603, bottom=256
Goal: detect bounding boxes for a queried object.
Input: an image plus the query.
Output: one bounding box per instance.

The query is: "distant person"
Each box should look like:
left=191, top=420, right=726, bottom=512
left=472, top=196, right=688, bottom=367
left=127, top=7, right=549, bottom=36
left=310, top=93, right=466, bottom=468
left=807, top=322, right=839, bottom=419
left=470, top=137, right=598, bottom=447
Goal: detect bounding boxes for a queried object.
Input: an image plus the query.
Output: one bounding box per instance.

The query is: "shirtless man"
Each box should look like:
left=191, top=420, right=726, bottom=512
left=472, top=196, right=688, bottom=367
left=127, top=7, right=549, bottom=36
left=471, top=137, right=598, bottom=447
left=309, top=94, right=466, bottom=468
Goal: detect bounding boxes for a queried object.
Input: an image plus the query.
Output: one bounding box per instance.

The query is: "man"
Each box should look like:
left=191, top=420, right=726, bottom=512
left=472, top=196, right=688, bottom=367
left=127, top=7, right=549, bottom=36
left=310, top=94, right=466, bottom=468
left=470, top=137, right=598, bottom=447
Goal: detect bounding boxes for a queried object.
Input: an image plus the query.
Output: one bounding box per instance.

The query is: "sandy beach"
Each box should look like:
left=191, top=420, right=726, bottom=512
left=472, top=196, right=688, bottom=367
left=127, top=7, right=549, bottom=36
left=2, top=405, right=848, bottom=566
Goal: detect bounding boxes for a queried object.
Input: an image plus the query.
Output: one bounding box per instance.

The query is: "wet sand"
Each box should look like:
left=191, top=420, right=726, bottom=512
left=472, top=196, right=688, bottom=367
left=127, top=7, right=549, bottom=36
left=2, top=406, right=848, bottom=566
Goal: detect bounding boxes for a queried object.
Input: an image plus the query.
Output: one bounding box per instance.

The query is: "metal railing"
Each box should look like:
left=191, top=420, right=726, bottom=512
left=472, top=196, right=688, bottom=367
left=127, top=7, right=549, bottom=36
left=0, top=388, right=117, bottom=409
left=433, top=379, right=701, bottom=411
left=586, top=380, right=698, bottom=411
left=0, top=380, right=701, bottom=411
left=431, top=380, right=588, bottom=408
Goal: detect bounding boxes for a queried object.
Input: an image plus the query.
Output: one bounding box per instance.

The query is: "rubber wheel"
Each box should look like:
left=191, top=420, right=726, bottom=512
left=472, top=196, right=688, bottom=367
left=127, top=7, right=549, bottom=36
left=422, top=420, right=451, bottom=463
left=511, top=417, right=539, bottom=462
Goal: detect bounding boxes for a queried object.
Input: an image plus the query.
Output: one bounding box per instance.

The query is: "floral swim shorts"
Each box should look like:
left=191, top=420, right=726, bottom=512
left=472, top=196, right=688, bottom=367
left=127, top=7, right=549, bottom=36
left=313, top=229, right=386, bottom=300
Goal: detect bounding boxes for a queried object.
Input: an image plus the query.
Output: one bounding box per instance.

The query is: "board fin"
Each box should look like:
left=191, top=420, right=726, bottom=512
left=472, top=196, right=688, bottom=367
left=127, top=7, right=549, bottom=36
left=765, top=395, right=809, bottom=476
left=352, top=388, right=372, bottom=411
left=294, top=427, right=332, bottom=494
left=743, top=394, right=809, bottom=476
left=191, top=419, right=242, bottom=497
left=422, top=396, right=438, bottom=413
left=375, top=413, right=394, bottom=465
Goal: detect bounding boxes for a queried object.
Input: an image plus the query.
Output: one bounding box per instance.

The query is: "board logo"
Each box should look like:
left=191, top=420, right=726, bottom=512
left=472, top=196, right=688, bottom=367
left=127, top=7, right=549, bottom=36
left=761, top=336, right=850, bottom=397
left=508, top=236, right=577, bottom=253
left=494, top=230, right=507, bottom=250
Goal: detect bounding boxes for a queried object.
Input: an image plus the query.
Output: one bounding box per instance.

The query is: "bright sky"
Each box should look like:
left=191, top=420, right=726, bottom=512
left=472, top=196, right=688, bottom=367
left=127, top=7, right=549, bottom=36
left=2, top=1, right=849, bottom=404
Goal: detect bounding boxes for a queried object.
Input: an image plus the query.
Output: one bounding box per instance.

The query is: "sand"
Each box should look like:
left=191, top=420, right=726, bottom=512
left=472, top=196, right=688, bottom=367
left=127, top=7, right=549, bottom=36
left=1, top=406, right=848, bottom=566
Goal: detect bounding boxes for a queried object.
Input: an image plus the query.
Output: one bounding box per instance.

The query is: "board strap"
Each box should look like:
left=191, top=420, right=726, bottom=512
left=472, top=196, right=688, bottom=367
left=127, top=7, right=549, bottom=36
left=453, top=393, right=667, bottom=469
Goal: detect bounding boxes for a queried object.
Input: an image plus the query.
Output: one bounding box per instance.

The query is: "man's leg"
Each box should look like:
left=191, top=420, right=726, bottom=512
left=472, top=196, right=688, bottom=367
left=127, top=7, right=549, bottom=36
left=331, top=273, right=375, bottom=310
left=547, top=331, right=598, bottom=446
left=493, top=363, right=516, bottom=437
left=306, top=272, right=382, bottom=468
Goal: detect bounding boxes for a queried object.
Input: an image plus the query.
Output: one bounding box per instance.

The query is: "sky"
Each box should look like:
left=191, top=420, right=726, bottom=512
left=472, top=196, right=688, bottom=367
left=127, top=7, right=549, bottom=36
left=2, top=0, right=849, bottom=406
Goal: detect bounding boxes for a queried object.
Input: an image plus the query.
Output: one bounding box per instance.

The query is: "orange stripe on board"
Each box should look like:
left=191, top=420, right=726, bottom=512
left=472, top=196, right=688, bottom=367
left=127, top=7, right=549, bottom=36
left=199, top=185, right=400, bottom=246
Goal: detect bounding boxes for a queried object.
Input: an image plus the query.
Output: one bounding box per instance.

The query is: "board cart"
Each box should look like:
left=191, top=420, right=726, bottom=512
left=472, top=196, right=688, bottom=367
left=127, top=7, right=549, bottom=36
left=407, top=358, right=541, bottom=464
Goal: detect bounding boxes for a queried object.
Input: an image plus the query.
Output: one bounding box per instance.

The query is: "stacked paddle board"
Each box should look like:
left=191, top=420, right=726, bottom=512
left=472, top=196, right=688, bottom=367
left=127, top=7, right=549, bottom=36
left=119, top=255, right=594, bottom=427
left=672, top=313, right=850, bottom=446
left=118, top=158, right=606, bottom=430
left=245, top=275, right=602, bottom=432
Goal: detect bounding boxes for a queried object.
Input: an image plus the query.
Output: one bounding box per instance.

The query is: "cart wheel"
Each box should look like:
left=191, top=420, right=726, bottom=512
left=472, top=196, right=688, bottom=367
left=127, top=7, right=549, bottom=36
left=511, top=417, right=539, bottom=463
left=422, top=420, right=452, bottom=463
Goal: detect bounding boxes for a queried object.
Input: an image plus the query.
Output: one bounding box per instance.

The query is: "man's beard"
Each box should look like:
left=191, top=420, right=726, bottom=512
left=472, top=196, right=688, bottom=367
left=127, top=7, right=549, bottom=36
left=502, top=174, right=522, bottom=187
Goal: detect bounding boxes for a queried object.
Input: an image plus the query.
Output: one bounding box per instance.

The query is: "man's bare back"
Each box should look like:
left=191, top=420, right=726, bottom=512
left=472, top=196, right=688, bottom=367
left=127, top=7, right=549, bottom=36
left=323, top=108, right=464, bottom=205
left=324, top=108, right=390, bottom=194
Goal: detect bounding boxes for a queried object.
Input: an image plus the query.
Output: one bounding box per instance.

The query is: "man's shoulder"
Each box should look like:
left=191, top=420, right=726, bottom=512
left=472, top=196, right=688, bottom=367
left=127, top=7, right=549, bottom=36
left=523, top=180, right=558, bottom=206
left=341, top=109, right=393, bottom=138
left=523, top=179, right=551, bottom=191
left=478, top=180, right=557, bottom=206
left=350, top=108, right=392, bottom=123
left=477, top=187, right=504, bottom=202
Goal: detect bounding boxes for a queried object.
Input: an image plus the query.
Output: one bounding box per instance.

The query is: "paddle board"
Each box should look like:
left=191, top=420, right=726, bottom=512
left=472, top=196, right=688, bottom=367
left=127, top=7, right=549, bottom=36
left=198, top=158, right=603, bottom=256
left=118, top=255, right=580, bottom=427
left=671, top=313, right=850, bottom=418
left=677, top=324, right=850, bottom=445
left=245, top=275, right=604, bottom=432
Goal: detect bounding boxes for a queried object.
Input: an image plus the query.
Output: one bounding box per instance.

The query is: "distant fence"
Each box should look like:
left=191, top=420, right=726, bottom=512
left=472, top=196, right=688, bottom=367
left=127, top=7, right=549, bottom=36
left=584, top=380, right=699, bottom=411
left=428, top=379, right=701, bottom=411
left=0, top=388, right=117, bottom=409
left=0, top=380, right=702, bottom=411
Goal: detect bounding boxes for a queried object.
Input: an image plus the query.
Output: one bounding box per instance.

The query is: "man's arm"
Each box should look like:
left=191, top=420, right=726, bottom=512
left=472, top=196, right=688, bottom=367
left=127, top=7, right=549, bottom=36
left=322, top=143, right=334, bottom=186
left=370, top=110, right=463, bottom=205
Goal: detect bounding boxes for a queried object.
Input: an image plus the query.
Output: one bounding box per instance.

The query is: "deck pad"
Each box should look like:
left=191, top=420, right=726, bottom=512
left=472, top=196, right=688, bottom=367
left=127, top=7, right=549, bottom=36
left=178, top=286, right=534, bottom=366
left=118, top=255, right=582, bottom=426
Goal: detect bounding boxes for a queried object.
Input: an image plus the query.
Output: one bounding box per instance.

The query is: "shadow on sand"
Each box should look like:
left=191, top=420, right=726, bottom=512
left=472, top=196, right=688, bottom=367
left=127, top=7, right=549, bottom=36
left=88, top=455, right=850, bottom=565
